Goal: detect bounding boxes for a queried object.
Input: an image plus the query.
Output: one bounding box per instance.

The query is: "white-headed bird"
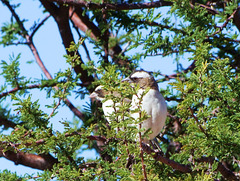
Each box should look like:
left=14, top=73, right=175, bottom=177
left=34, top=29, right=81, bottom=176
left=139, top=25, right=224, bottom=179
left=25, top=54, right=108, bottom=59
left=122, top=70, right=167, bottom=141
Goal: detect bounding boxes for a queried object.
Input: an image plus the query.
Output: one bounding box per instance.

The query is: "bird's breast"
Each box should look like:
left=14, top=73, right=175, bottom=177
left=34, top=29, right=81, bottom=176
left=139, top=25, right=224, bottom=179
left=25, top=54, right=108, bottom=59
left=131, top=89, right=167, bottom=139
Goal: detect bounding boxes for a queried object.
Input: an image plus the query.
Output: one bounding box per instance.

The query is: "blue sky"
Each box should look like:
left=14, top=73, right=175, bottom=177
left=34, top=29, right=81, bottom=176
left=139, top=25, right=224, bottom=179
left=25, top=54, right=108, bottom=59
left=0, top=0, right=191, bottom=177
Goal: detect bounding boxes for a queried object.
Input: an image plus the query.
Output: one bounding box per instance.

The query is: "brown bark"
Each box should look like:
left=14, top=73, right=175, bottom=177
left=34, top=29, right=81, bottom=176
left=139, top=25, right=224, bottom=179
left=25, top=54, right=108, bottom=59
left=198, top=157, right=239, bottom=181
left=40, top=0, right=94, bottom=89
left=46, top=0, right=173, bottom=10
left=69, top=7, right=100, bottom=41
left=233, top=7, right=240, bottom=32
left=0, top=149, right=58, bottom=170
left=0, top=118, right=16, bottom=129
left=70, top=7, right=129, bottom=66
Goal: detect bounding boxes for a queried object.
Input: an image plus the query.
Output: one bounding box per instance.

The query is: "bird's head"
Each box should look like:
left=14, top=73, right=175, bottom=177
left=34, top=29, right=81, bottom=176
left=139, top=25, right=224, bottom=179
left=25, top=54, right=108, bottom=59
left=89, top=85, right=107, bottom=101
left=122, top=70, right=158, bottom=90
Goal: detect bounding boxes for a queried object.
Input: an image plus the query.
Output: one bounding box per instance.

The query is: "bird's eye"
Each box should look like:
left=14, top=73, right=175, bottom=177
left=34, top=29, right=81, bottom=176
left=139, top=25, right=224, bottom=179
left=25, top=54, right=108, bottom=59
left=131, top=77, right=138, bottom=82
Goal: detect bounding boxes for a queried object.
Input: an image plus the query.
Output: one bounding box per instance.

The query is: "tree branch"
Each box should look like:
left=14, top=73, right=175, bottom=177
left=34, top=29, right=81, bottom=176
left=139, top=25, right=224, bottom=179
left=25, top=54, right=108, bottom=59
left=233, top=6, right=240, bottom=32
left=0, top=84, right=50, bottom=99
left=189, top=107, right=209, bottom=137
left=190, top=2, right=219, bottom=15
left=159, top=60, right=196, bottom=81
left=69, top=7, right=129, bottom=67
left=87, top=135, right=192, bottom=173
left=40, top=0, right=95, bottom=89
left=1, top=132, right=192, bottom=173
left=211, top=7, right=240, bottom=37
left=0, top=117, right=17, bottom=129
left=0, top=148, right=58, bottom=170
left=102, top=0, right=110, bottom=64
left=2, top=0, right=53, bottom=79
left=0, top=134, right=103, bottom=171
left=141, top=142, right=192, bottom=173
left=0, top=82, right=85, bottom=120
left=3, top=0, right=88, bottom=120
left=47, top=0, right=173, bottom=10
left=70, top=16, right=92, bottom=62
left=0, top=141, right=97, bottom=171
left=69, top=7, right=100, bottom=40
left=29, top=14, right=51, bottom=40
left=64, top=99, right=85, bottom=120
left=197, top=156, right=239, bottom=181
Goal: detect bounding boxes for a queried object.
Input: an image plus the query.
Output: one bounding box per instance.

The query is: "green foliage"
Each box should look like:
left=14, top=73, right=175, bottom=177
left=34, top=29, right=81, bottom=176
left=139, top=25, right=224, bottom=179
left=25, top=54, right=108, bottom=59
left=1, top=0, right=240, bottom=180
left=0, top=21, right=24, bottom=46
left=0, top=170, right=26, bottom=181
left=12, top=95, right=49, bottom=129
left=1, top=53, right=25, bottom=88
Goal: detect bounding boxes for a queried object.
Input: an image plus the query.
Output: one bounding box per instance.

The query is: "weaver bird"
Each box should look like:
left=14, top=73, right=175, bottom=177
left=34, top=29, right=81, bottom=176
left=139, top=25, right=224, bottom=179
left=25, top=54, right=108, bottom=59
left=89, top=85, right=130, bottom=124
left=122, top=70, right=167, bottom=141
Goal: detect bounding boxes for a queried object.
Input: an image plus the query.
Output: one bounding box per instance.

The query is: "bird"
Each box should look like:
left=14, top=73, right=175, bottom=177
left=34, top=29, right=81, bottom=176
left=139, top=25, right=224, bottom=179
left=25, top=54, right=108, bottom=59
left=89, top=85, right=115, bottom=123
left=122, top=70, right=167, bottom=141
left=89, top=85, right=130, bottom=124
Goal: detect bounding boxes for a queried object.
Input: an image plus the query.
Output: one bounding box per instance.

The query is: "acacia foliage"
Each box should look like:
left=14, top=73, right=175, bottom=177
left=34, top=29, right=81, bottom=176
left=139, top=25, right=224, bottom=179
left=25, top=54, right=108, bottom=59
left=0, top=0, right=240, bottom=180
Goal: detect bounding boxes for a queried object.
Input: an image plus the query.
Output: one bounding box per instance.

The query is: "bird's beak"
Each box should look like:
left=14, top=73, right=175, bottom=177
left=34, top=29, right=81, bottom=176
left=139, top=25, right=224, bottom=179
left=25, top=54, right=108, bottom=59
left=89, top=92, right=97, bottom=99
left=121, top=77, right=132, bottom=83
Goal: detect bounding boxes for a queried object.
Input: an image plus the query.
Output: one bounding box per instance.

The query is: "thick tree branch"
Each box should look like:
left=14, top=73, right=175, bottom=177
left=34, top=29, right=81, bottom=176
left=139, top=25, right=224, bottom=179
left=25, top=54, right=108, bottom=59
left=2, top=132, right=191, bottom=173
left=2, top=132, right=238, bottom=179
left=86, top=135, right=192, bottom=173
left=0, top=117, right=17, bottom=129
left=40, top=0, right=95, bottom=89
left=0, top=141, right=97, bottom=171
left=69, top=7, right=101, bottom=41
left=70, top=7, right=129, bottom=66
left=0, top=149, right=58, bottom=170
left=141, top=142, right=191, bottom=173
left=64, top=99, right=84, bottom=120
left=0, top=134, right=103, bottom=170
left=197, top=156, right=239, bottom=181
left=233, top=6, right=240, bottom=32
left=47, top=0, right=173, bottom=10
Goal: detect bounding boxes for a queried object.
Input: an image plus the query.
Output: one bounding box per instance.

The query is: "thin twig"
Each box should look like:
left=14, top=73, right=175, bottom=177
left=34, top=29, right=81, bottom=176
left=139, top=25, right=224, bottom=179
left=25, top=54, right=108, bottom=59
left=189, top=107, right=208, bottom=137
left=158, top=60, right=196, bottom=81
left=139, top=123, right=148, bottom=180
left=29, top=14, right=51, bottom=40
left=210, top=7, right=240, bottom=37
left=47, top=99, right=61, bottom=120
left=190, top=2, right=219, bottom=15
left=136, top=92, right=148, bottom=180
left=71, top=23, right=92, bottom=61
left=0, top=84, right=41, bottom=98
left=102, top=0, right=109, bottom=64
left=120, top=41, right=131, bottom=55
